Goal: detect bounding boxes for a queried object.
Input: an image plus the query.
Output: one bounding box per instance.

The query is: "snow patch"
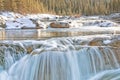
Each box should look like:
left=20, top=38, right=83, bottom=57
left=6, top=18, right=36, bottom=29
left=103, top=40, right=111, bottom=44
left=0, top=11, right=120, bottom=29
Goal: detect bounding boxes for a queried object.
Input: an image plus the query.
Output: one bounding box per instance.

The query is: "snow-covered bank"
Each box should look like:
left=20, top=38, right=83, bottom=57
left=0, top=11, right=120, bottom=29
left=0, top=12, right=58, bottom=29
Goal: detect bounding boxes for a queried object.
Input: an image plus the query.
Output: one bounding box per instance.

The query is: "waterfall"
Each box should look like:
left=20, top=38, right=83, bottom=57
left=0, top=37, right=120, bottom=80
left=89, top=69, right=120, bottom=80
left=0, top=42, right=26, bottom=70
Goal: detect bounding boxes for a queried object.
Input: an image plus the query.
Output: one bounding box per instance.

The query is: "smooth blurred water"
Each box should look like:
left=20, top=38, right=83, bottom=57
left=1, top=28, right=120, bottom=40
left=0, top=66, right=3, bottom=72
left=0, top=38, right=120, bottom=80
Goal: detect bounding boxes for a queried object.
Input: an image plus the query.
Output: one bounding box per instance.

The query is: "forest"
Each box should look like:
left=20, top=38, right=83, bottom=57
left=0, top=0, right=120, bottom=15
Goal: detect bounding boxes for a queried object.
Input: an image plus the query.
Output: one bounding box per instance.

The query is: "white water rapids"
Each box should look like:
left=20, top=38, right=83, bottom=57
left=0, top=37, right=120, bottom=80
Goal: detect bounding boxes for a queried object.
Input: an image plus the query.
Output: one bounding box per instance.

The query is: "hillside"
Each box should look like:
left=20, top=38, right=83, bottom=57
left=0, top=0, right=48, bottom=14
left=0, top=0, right=120, bottom=15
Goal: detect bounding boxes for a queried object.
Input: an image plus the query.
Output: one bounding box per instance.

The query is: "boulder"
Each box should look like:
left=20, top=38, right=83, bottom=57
left=89, top=38, right=103, bottom=46
left=30, top=19, right=47, bottom=29
left=50, top=22, right=70, bottom=28
left=21, top=26, right=43, bottom=29
left=108, top=40, right=120, bottom=47
left=0, top=16, right=6, bottom=28
left=0, top=23, right=6, bottom=28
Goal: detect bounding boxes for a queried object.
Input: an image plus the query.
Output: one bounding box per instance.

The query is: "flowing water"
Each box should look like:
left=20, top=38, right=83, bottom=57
left=0, top=37, right=120, bottom=80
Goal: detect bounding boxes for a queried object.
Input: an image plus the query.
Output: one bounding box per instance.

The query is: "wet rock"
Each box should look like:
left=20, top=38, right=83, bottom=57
left=22, top=42, right=42, bottom=54
left=35, top=20, right=48, bottom=29
left=50, top=22, right=70, bottom=28
left=0, top=46, right=6, bottom=66
left=0, top=24, right=6, bottom=28
left=23, top=43, right=33, bottom=53
left=0, top=42, right=27, bottom=69
left=108, top=40, right=120, bottom=47
left=30, top=19, right=45, bottom=29
left=21, top=26, right=43, bottom=29
left=89, top=38, right=104, bottom=46
left=0, top=16, right=6, bottom=28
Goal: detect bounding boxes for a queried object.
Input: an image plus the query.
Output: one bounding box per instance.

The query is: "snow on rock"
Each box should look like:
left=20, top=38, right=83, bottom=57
left=36, top=20, right=48, bottom=29
left=69, top=21, right=80, bottom=28
left=97, top=20, right=118, bottom=27
left=0, top=12, right=60, bottom=29
left=0, top=11, right=120, bottom=29
left=103, top=40, right=112, bottom=44
left=81, top=16, right=102, bottom=20
left=37, top=14, right=59, bottom=20
left=83, top=20, right=118, bottom=27
left=26, top=14, right=59, bottom=20
left=65, top=20, right=83, bottom=28
left=6, top=18, right=36, bottom=29
left=107, top=13, right=120, bottom=19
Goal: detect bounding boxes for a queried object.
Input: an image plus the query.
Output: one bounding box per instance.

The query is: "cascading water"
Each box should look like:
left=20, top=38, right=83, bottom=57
left=0, top=37, right=120, bottom=80
left=0, top=42, right=26, bottom=70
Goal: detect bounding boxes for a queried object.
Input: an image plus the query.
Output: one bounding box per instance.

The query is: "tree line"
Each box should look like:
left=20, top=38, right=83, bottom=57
left=0, top=0, right=120, bottom=15
left=0, top=0, right=48, bottom=14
